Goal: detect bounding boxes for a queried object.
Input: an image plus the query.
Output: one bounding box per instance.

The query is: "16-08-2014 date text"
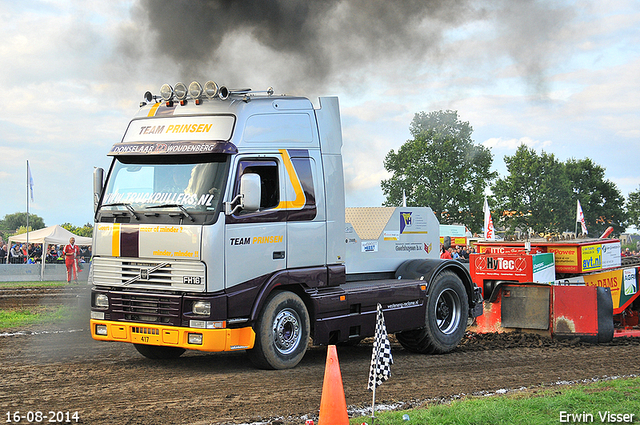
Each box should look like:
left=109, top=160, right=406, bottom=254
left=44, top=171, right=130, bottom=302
left=5, top=411, right=79, bottom=423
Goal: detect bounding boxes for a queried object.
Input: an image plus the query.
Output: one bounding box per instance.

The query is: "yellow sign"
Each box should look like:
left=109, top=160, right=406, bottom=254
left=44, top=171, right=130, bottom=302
left=581, top=244, right=602, bottom=272
left=583, top=269, right=622, bottom=309
left=440, top=237, right=467, bottom=246
left=547, top=246, right=578, bottom=270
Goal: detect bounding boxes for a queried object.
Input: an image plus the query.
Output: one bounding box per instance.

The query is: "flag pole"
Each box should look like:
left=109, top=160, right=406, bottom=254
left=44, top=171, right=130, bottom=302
left=26, top=160, right=30, bottom=252
left=575, top=200, right=578, bottom=238
left=371, top=341, right=380, bottom=425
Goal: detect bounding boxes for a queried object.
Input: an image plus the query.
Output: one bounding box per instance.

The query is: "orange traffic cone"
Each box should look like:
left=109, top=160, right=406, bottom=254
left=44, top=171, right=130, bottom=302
left=318, top=345, right=349, bottom=425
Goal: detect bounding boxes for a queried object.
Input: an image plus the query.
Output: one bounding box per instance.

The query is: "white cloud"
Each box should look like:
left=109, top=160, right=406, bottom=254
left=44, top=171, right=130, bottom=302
left=482, top=137, right=552, bottom=151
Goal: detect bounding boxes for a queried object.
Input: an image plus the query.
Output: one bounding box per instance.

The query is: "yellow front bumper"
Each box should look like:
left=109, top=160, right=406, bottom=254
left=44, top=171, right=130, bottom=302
left=90, top=319, right=255, bottom=352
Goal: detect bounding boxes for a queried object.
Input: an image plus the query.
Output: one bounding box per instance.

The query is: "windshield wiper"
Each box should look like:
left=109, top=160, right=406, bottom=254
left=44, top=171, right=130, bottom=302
left=147, top=204, right=195, bottom=222
left=101, top=202, right=140, bottom=220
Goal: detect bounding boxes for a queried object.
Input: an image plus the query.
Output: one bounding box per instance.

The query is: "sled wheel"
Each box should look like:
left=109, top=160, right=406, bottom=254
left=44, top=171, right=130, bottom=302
left=248, top=291, right=310, bottom=370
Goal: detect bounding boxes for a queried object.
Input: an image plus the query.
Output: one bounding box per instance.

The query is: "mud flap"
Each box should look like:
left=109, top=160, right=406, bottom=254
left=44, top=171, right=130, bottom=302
left=596, top=287, right=614, bottom=343
left=470, top=286, right=483, bottom=318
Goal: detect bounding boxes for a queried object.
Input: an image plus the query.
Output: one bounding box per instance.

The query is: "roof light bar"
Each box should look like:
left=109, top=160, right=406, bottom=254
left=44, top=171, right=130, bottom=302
left=150, top=80, right=274, bottom=106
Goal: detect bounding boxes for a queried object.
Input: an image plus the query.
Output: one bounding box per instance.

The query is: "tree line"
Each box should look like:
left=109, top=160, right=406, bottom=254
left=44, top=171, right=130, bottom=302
left=382, top=110, right=634, bottom=237
left=0, top=212, right=93, bottom=242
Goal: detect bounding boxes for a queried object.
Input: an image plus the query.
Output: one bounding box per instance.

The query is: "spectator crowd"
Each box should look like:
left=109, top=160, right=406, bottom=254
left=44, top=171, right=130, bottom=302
left=0, top=241, right=91, bottom=265
left=440, top=244, right=475, bottom=261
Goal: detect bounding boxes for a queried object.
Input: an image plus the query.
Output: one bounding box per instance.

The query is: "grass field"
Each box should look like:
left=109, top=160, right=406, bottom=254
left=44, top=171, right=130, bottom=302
left=0, top=280, right=82, bottom=330
left=351, top=377, right=640, bottom=424
left=0, top=305, right=76, bottom=329
left=0, top=281, right=69, bottom=289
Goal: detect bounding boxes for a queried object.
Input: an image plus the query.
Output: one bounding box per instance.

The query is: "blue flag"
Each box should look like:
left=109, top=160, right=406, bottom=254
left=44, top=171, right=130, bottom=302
left=27, top=161, right=34, bottom=202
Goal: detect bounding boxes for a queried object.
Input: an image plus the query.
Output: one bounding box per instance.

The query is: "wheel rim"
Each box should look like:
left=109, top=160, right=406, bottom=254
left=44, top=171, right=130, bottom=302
left=272, top=308, right=302, bottom=355
left=435, top=288, right=461, bottom=335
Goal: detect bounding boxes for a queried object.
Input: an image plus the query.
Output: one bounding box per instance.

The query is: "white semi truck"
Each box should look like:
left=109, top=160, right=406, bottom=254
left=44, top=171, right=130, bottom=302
left=90, top=81, right=482, bottom=369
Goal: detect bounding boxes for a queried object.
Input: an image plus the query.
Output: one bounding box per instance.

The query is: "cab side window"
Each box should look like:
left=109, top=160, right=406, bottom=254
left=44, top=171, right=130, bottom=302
left=235, top=160, right=279, bottom=210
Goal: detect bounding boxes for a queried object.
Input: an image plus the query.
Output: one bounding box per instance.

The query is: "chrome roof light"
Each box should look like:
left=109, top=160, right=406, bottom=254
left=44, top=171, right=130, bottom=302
left=174, top=82, right=188, bottom=100
left=160, top=84, right=174, bottom=101
left=204, top=80, right=219, bottom=98
left=189, top=81, right=203, bottom=99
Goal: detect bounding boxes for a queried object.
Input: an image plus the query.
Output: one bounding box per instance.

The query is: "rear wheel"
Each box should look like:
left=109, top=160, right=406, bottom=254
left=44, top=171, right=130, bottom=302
left=396, top=270, right=468, bottom=354
left=248, top=291, right=310, bottom=370
left=133, top=344, right=185, bottom=359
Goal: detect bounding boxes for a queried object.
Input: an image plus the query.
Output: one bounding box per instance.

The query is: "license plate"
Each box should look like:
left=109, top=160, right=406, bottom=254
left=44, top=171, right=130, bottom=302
left=131, top=326, right=161, bottom=344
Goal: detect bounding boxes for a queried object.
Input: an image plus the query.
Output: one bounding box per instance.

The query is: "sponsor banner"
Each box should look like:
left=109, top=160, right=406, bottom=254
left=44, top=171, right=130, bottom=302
left=440, top=224, right=467, bottom=237
left=547, top=246, right=578, bottom=272
left=395, top=242, right=426, bottom=253
left=471, top=254, right=532, bottom=280
left=555, top=275, right=586, bottom=285
left=583, top=269, right=622, bottom=309
left=477, top=245, right=527, bottom=254
left=581, top=244, right=602, bottom=272
left=109, top=140, right=237, bottom=156
left=362, top=241, right=378, bottom=253
left=383, top=231, right=399, bottom=241
left=399, top=211, right=430, bottom=234
left=103, top=191, right=216, bottom=207
left=439, top=236, right=467, bottom=246
left=123, top=116, right=235, bottom=143
left=532, top=253, right=556, bottom=283
left=618, top=268, right=639, bottom=311
left=623, top=268, right=637, bottom=297
left=602, top=241, right=621, bottom=269
left=94, top=223, right=201, bottom=259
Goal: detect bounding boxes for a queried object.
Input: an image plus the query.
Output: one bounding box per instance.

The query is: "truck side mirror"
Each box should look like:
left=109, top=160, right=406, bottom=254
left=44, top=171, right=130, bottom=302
left=225, top=173, right=262, bottom=215
left=240, top=173, right=261, bottom=212
left=93, top=167, right=104, bottom=213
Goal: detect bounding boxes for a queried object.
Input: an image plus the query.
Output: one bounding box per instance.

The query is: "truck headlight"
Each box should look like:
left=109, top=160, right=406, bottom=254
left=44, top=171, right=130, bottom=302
left=95, top=294, right=109, bottom=309
left=192, top=300, right=211, bottom=316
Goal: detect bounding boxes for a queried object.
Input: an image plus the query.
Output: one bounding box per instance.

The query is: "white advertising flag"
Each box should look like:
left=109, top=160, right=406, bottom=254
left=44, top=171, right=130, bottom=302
left=577, top=200, right=588, bottom=235
left=483, top=198, right=495, bottom=240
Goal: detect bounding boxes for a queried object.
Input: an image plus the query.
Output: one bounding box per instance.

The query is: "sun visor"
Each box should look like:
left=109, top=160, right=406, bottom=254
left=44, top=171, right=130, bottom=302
left=108, top=140, right=238, bottom=156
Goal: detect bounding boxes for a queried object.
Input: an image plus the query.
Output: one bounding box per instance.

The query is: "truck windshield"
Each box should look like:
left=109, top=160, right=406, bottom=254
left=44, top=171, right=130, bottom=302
left=100, top=155, right=228, bottom=217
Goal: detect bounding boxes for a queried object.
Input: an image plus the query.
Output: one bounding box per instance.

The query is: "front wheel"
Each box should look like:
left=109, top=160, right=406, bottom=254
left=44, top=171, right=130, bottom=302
left=396, top=270, right=468, bottom=354
left=248, top=291, right=310, bottom=370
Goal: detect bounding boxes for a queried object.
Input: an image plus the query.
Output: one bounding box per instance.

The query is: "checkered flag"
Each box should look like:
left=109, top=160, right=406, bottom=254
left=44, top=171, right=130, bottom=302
left=368, top=303, right=393, bottom=391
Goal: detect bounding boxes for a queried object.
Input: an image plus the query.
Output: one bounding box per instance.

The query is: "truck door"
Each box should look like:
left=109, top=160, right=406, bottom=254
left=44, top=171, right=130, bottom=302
left=283, top=150, right=326, bottom=269
left=224, top=156, right=287, bottom=288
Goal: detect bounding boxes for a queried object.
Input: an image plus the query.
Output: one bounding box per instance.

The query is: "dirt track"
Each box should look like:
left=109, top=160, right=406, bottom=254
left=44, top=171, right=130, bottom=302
left=1, top=288, right=640, bottom=424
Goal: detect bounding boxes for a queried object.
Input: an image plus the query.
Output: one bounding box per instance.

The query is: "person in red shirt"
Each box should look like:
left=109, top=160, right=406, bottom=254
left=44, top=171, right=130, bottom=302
left=440, top=244, right=452, bottom=259
left=64, top=237, right=80, bottom=283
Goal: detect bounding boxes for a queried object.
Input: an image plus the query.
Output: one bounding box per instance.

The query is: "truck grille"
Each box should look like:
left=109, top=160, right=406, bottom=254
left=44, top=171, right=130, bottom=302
left=91, top=257, right=206, bottom=292
left=110, top=291, right=182, bottom=325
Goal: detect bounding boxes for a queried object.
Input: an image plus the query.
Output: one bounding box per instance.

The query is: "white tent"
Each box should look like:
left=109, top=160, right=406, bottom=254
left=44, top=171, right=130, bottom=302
left=8, top=225, right=92, bottom=246
left=8, top=225, right=92, bottom=280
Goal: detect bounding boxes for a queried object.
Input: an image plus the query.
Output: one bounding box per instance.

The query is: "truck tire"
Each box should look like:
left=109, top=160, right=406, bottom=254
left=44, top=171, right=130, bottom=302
left=396, top=270, right=468, bottom=354
left=248, top=291, right=310, bottom=370
left=133, top=344, right=185, bottom=359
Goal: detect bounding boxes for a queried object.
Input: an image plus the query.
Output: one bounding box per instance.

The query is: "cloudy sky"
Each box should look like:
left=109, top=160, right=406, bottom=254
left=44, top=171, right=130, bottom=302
left=1, top=0, right=639, bottom=230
